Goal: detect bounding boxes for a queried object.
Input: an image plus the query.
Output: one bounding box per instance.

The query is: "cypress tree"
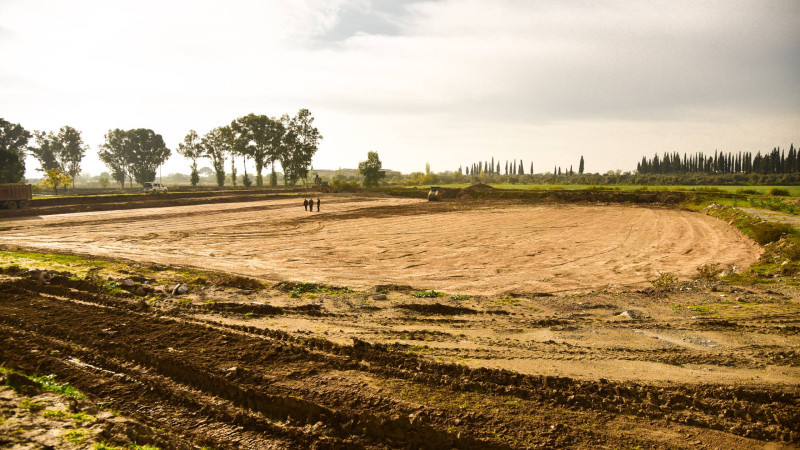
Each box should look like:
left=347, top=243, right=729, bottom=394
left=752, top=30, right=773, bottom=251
left=578, top=156, right=584, bottom=174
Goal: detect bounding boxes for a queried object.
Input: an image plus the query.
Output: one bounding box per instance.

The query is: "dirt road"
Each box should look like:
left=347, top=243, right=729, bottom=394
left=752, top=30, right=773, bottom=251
left=0, top=197, right=761, bottom=294
left=0, top=197, right=760, bottom=294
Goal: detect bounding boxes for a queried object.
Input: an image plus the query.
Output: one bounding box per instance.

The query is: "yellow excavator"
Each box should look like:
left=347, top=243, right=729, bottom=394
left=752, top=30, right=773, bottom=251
left=427, top=186, right=442, bottom=201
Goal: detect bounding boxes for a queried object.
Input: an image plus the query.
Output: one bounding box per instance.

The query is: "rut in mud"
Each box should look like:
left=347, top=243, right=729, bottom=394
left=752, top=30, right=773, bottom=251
left=0, top=271, right=798, bottom=448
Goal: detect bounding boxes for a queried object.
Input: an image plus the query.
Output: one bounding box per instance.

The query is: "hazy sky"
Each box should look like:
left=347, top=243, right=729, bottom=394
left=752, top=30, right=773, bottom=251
left=2, top=0, right=799, bottom=177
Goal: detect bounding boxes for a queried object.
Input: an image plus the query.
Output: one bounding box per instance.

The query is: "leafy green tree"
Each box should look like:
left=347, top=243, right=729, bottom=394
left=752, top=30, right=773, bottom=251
left=201, top=127, right=228, bottom=187
left=127, top=129, right=170, bottom=185
left=232, top=114, right=284, bottom=187
left=30, top=131, right=60, bottom=172
left=39, top=169, right=72, bottom=195
left=0, top=118, right=31, bottom=157
left=177, top=130, right=204, bottom=187
left=358, top=151, right=385, bottom=187
left=0, top=119, right=30, bottom=183
left=0, top=119, right=30, bottom=156
left=218, top=125, right=237, bottom=187
left=99, top=128, right=170, bottom=187
left=30, top=126, right=87, bottom=189
left=0, top=148, right=25, bottom=183
left=57, top=126, right=87, bottom=188
left=279, top=109, right=322, bottom=187
left=99, top=129, right=132, bottom=188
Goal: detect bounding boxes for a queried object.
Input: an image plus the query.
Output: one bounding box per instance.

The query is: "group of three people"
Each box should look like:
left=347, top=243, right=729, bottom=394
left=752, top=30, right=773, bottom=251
left=304, top=198, right=320, bottom=212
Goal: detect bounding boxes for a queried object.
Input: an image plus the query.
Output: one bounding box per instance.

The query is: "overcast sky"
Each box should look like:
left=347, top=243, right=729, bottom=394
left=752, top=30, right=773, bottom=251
left=2, top=0, right=799, bottom=177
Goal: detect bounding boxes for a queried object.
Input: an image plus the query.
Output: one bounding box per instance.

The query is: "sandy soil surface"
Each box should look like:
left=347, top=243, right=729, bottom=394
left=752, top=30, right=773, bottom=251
left=741, top=207, right=800, bottom=227
left=0, top=196, right=762, bottom=294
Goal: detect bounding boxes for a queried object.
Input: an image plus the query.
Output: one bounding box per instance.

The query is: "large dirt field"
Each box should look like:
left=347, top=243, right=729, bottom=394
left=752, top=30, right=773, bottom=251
left=0, top=193, right=797, bottom=449
left=0, top=196, right=762, bottom=294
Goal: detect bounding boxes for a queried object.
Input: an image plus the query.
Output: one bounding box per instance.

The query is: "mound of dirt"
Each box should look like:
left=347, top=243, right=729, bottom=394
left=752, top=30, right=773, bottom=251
left=395, top=303, right=478, bottom=315
left=457, top=183, right=495, bottom=199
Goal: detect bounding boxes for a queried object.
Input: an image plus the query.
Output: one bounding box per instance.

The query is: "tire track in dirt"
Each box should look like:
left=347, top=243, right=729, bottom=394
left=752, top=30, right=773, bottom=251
left=0, top=274, right=797, bottom=446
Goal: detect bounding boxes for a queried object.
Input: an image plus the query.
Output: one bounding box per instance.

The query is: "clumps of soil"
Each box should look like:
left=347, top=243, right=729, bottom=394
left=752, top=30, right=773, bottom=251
left=457, top=183, right=495, bottom=199
left=273, top=281, right=352, bottom=294
left=209, top=274, right=264, bottom=290
left=374, top=284, right=415, bottom=293
left=395, top=303, right=478, bottom=315
left=0, top=371, right=168, bottom=449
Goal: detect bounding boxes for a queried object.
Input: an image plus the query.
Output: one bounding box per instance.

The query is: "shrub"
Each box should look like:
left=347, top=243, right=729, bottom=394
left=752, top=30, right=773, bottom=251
left=768, top=188, right=791, bottom=197
left=749, top=222, right=792, bottom=245
left=736, top=188, right=759, bottom=195
left=696, top=263, right=722, bottom=281
left=651, top=272, right=678, bottom=290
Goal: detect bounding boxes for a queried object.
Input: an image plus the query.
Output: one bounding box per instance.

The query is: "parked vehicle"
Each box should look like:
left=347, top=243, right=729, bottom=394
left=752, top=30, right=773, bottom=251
left=143, top=182, right=168, bottom=194
left=0, top=184, right=32, bottom=209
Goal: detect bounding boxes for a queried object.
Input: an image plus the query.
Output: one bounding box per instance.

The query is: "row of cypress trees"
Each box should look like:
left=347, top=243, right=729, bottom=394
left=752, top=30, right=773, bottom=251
left=637, top=145, right=798, bottom=175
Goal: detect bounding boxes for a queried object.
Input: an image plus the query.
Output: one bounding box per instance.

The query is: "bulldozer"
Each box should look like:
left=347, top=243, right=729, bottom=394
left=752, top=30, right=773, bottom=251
left=427, top=186, right=442, bottom=201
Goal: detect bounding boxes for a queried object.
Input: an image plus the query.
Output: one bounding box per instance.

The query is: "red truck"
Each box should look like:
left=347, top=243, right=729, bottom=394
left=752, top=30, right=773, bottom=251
left=0, top=184, right=32, bottom=209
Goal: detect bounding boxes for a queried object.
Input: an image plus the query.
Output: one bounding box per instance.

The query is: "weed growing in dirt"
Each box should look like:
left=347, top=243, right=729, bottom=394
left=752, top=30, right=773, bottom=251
left=43, top=409, right=67, bottom=419
left=280, top=281, right=353, bottom=298
left=93, top=443, right=123, bottom=450
left=651, top=272, right=679, bottom=290
left=696, top=263, right=723, bottom=281
left=1, top=367, right=84, bottom=399
left=103, top=281, right=125, bottom=296
left=19, top=398, right=44, bottom=411
left=450, top=294, right=470, bottom=300
left=62, top=428, right=90, bottom=445
left=31, top=373, right=83, bottom=398
left=411, top=290, right=443, bottom=298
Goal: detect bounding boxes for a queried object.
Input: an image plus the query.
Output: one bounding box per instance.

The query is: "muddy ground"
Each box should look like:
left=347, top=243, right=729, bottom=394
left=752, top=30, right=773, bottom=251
left=0, top=194, right=798, bottom=449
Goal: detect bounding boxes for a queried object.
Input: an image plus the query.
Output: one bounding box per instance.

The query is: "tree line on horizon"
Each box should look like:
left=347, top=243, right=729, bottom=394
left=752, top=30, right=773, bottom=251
left=637, top=146, right=799, bottom=175
left=0, top=111, right=322, bottom=191
left=460, top=156, right=585, bottom=177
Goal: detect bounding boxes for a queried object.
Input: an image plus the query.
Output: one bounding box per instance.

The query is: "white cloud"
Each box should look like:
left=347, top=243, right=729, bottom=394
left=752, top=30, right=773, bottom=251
left=1, top=0, right=798, bottom=178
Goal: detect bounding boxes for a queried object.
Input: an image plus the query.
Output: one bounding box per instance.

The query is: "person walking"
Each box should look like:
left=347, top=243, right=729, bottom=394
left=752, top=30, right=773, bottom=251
left=303, top=199, right=308, bottom=211
left=316, top=198, right=320, bottom=212
left=308, top=199, right=314, bottom=213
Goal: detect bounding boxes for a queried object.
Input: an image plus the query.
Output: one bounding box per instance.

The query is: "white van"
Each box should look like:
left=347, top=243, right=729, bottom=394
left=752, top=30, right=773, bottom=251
left=143, top=182, right=168, bottom=194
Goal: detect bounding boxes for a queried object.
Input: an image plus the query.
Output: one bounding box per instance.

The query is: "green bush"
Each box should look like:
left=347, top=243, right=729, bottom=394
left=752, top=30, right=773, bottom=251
left=749, top=222, right=792, bottom=245
left=768, top=188, right=791, bottom=197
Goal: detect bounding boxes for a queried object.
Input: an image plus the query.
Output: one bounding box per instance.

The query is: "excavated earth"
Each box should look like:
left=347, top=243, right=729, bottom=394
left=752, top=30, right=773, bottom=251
left=0, top=193, right=797, bottom=449
left=0, top=195, right=762, bottom=294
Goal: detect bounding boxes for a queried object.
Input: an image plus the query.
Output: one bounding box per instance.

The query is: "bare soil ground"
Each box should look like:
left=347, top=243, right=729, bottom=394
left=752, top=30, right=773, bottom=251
left=0, top=196, right=761, bottom=294
left=0, top=194, right=796, bottom=449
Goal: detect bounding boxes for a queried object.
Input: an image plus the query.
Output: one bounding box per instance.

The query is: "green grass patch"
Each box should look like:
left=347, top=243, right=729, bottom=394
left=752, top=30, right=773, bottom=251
left=19, top=398, right=45, bottom=411
left=411, top=290, right=444, bottom=298
left=43, top=409, right=68, bottom=419
left=62, top=428, right=90, bottom=445
left=1, top=367, right=85, bottom=399
left=450, top=294, right=470, bottom=300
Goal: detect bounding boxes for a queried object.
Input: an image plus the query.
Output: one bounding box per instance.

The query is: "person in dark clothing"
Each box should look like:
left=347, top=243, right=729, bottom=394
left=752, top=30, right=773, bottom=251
left=303, top=199, right=308, bottom=211
left=316, top=198, right=320, bottom=212
left=309, top=199, right=314, bottom=213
